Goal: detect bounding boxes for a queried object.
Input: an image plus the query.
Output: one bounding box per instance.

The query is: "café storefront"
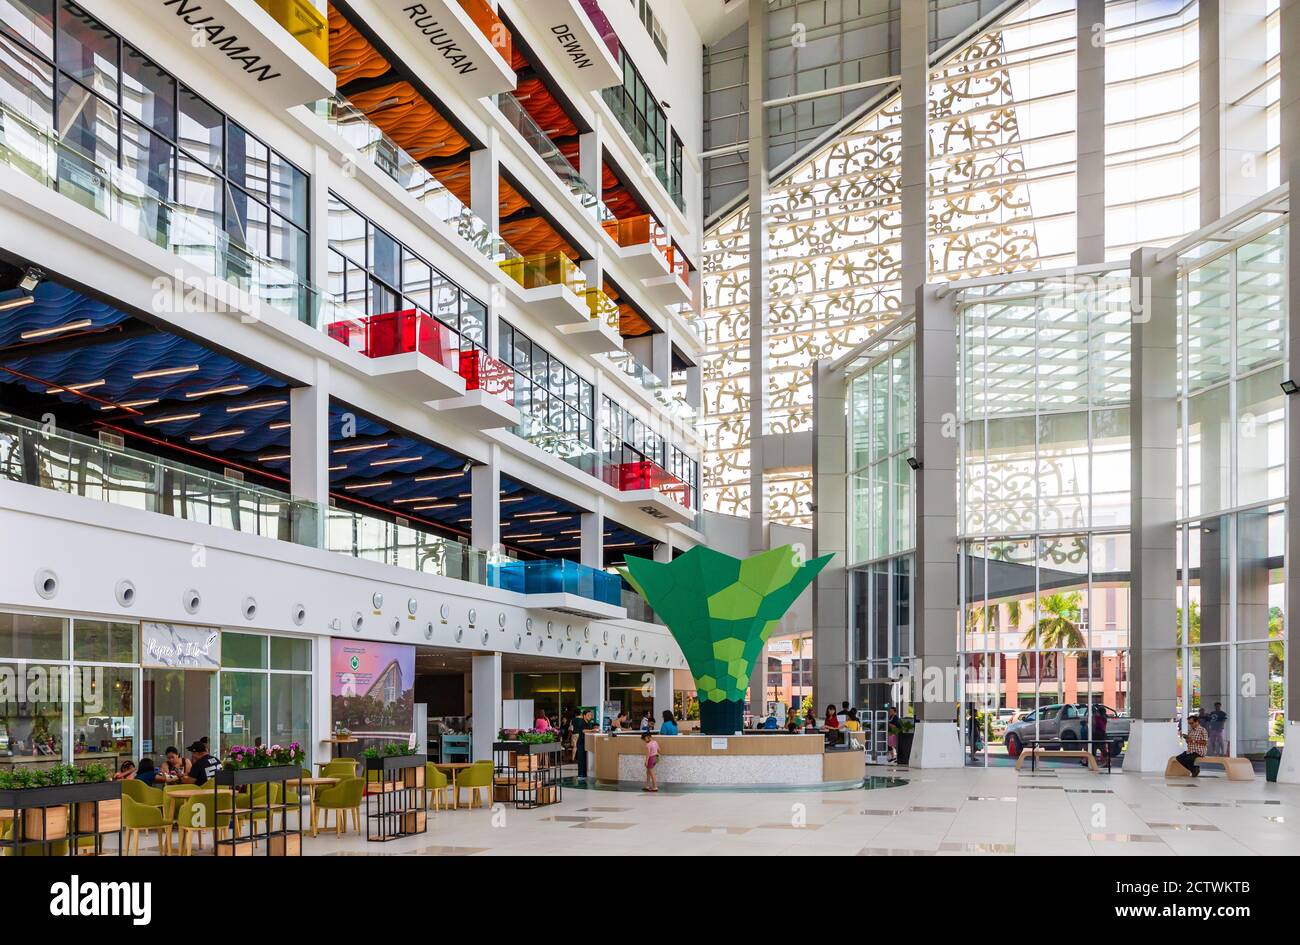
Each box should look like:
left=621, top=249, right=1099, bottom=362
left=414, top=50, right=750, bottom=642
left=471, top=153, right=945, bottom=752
left=0, top=610, right=311, bottom=771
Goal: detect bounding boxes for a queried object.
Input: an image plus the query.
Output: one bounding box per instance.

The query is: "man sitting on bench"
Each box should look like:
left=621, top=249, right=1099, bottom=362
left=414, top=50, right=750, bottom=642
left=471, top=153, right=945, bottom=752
left=1175, top=714, right=1209, bottom=776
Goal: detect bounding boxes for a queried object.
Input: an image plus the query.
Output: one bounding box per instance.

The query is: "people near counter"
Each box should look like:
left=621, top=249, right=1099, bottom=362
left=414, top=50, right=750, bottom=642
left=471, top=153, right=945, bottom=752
left=572, top=708, right=595, bottom=779
left=112, top=760, right=136, bottom=781
left=608, top=711, right=629, bottom=733
left=534, top=711, right=551, bottom=732
left=844, top=708, right=862, bottom=732
left=804, top=713, right=820, bottom=733
left=823, top=704, right=841, bottom=729
left=660, top=710, right=679, bottom=735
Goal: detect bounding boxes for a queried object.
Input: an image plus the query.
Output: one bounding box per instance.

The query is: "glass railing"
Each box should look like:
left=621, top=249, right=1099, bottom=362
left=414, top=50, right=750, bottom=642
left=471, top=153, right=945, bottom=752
left=254, top=0, right=329, bottom=65
left=326, top=307, right=461, bottom=371
left=498, top=251, right=588, bottom=296
left=325, top=506, right=508, bottom=583
left=491, top=558, right=622, bottom=606
left=599, top=89, right=672, bottom=195
left=584, top=287, right=621, bottom=330
left=0, top=101, right=336, bottom=327
left=458, top=348, right=515, bottom=403
left=604, top=351, right=698, bottom=426
left=494, top=93, right=614, bottom=223
left=0, top=413, right=320, bottom=544
left=601, top=212, right=670, bottom=259
left=611, top=457, right=692, bottom=509
left=323, top=96, right=512, bottom=263
left=620, top=588, right=660, bottom=624
left=458, top=0, right=513, bottom=65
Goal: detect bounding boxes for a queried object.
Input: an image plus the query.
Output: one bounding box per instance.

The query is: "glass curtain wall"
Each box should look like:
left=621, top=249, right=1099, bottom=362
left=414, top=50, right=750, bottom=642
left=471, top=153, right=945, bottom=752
left=958, top=272, right=1133, bottom=764
left=1176, top=223, right=1288, bottom=759
left=846, top=335, right=916, bottom=725
left=218, top=631, right=312, bottom=755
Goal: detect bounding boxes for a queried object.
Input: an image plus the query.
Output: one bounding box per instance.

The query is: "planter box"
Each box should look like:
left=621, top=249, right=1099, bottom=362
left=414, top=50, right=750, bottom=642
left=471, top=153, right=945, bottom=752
left=75, top=798, right=121, bottom=834
left=215, top=764, right=304, bottom=788
left=895, top=732, right=914, bottom=766
left=363, top=754, right=426, bottom=776
left=216, top=841, right=255, bottom=857
left=267, top=833, right=301, bottom=856
left=493, top=741, right=562, bottom=759
left=24, top=804, right=67, bottom=841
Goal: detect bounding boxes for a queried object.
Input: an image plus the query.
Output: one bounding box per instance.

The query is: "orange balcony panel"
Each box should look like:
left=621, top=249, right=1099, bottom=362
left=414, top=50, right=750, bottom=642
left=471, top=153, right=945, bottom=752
left=458, top=0, right=513, bottom=65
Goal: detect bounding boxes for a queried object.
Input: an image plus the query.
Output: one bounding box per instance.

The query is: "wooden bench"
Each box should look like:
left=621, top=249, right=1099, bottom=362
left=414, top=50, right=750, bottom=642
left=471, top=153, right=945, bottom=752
left=1016, top=748, right=1100, bottom=773
left=1164, top=755, right=1255, bottom=781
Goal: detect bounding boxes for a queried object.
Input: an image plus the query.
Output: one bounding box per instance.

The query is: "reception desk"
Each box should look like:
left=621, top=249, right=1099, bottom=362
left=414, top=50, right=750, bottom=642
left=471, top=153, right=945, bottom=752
left=587, top=732, right=864, bottom=787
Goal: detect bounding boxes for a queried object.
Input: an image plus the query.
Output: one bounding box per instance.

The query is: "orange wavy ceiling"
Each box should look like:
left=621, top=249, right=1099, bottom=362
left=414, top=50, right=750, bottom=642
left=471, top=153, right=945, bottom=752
left=603, top=281, right=652, bottom=337
left=328, top=5, right=389, bottom=82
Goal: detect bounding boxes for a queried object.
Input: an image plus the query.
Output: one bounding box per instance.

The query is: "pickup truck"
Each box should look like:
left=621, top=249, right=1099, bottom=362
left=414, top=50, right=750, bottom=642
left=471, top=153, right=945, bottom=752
left=1002, top=703, right=1130, bottom=758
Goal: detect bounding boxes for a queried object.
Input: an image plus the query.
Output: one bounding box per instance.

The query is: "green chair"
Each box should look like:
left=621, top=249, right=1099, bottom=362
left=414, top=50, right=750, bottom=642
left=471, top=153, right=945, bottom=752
left=122, top=793, right=171, bottom=855
left=454, top=760, right=494, bottom=810
left=424, top=763, right=451, bottom=811
left=234, top=782, right=283, bottom=836
left=176, top=793, right=235, bottom=855
left=122, top=779, right=164, bottom=810
left=321, top=758, right=358, bottom=779
left=314, top=776, right=363, bottom=836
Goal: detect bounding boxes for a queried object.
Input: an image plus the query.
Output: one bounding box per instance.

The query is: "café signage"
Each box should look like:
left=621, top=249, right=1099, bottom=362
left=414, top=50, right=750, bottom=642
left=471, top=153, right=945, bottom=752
left=141, top=623, right=221, bottom=670
left=107, top=0, right=335, bottom=109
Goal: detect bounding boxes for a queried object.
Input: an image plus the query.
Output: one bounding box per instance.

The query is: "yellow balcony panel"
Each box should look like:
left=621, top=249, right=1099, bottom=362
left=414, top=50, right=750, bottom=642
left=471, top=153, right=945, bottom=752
left=256, top=0, right=329, bottom=66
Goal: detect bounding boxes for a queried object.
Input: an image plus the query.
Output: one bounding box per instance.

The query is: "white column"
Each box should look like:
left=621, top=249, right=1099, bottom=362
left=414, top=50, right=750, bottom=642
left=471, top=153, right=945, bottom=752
left=899, top=0, right=927, bottom=298
left=652, top=667, right=673, bottom=724
left=1076, top=0, right=1106, bottom=263
left=580, top=504, right=604, bottom=569
left=1125, top=246, right=1183, bottom=771
left=471, top=445, right=500, bottom=552
left=812, top=359, right=850, bottom=711
left=649, top=329, right=672, bottom=385
left=652, top=537, right=671, bottom=563
left=579, top=128, right=603, bottom=198
left=309, top=144, right=332, bottom=298
left=746, top=0, right=769, bottom=555
left=290, top=360, right=330, bottom=545
left=1199, top=0, right=1270, bottom=223
left=581, top=663, right=606, bottom=725
left=470, top=130, right=500, bottom=231
left=471, top=651, right=503, bottom=761
left=312, top=633, right=333, bottom=768
left=910, top=284, right=962, bottom=767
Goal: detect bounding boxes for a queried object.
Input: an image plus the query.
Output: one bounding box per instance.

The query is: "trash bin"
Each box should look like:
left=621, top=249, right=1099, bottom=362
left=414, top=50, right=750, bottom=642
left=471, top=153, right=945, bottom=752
left=1265, top=746, right=1282, bottom=782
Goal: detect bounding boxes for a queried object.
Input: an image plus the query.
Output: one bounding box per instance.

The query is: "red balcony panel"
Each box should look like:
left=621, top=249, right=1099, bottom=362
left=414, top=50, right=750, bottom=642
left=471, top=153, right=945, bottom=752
left=458, top=348, right=515, bottom=404
left=615, top=459, right=692, bottom=508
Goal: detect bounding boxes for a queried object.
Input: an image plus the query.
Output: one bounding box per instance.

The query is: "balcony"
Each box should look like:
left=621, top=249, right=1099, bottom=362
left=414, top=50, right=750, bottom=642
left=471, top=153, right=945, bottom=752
left=0, top=101, right=336, bottom=327
left=642, top=245, right=693, bottom=305
left=604, top=351, right=699, bottom=431
left=494, top=92, right=612, bottom=223
left=321, top=97, right=503, bottom=265
left=362, top=0, right=517, bottom=98
left=0, top=413, right=521, bottom=590
left=612, top=459, right=694, bottom=523
left=601, top=214, right=671, bottom=279
left=490, top=559, right=626, bottom=619
left=124, top=0, right=334, bottom=108
left=513, top=0, right=622, bottom=91
left=325, top=308, right=466, bottom=401
left=433, top=349, right=521, bottom=429
left=497, top=251, right=590, bottom=325
left=255, top=0, right=329, bottom=65
left=557, top=288, right=624, bottom=354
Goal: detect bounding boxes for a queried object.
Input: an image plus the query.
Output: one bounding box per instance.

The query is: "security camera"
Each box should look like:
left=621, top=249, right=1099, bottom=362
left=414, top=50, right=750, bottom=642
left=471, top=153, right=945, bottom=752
left=461, top=459, right=473, bottom=473
left=906, top=456, right=922, bottom=471
left=19, top=266, right=44, bottom=291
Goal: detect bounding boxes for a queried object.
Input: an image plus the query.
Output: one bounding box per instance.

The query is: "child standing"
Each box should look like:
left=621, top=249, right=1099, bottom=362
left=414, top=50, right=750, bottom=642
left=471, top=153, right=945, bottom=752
left=641, top=731, right=659, bottom=792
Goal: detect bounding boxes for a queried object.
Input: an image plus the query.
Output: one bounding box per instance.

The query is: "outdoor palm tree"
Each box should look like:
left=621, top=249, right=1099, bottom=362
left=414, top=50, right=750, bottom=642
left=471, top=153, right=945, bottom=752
left=1020, top=592, right=1085, bottom=651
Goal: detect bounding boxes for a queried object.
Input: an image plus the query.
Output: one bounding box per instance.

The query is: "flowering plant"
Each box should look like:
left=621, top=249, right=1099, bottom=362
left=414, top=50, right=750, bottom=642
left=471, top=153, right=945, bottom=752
left=225, top=742, right=305, bottom=769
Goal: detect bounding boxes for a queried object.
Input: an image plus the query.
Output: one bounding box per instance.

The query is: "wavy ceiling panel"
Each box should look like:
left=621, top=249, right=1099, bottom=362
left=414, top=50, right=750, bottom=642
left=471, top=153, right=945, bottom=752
left=327, top=5, right=391, bottom=83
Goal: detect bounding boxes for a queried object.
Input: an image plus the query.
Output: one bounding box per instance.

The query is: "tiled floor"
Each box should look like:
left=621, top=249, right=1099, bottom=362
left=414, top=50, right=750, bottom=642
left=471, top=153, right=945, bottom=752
left=118, top=765, right=1300, bottom=856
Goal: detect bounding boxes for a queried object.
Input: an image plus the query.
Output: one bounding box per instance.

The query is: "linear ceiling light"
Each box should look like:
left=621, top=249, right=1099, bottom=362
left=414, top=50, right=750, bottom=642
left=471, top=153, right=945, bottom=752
left=190, top=428, right=245, bottom=442
left=99, top=398, right=159, bottom=411
left=0, top=295, right=36, bottom=312
left=257, top=452, right=291, bottom=462
left=334, top=442, right=388, bottom=454
left=225, top=399, right=284, bottom=413
left=413, top=471, right=462, bottom=481
left=133, top=364, right=199, bottom=380
left=143, top=411, right=201, bottom=425
left=44, top=379, right=105, bottom=394
left=188, top=384, right=250, bottom=399
left=344, top=480, right=392, bottom=490
left=371, top=455, right=424, bottom=466
left=21, top=318, right=91, bottom=339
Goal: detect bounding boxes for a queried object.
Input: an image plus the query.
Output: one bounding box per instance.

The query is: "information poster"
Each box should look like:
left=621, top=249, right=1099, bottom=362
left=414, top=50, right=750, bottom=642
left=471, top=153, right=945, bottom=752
left=331, top=639, right=416, bottom=739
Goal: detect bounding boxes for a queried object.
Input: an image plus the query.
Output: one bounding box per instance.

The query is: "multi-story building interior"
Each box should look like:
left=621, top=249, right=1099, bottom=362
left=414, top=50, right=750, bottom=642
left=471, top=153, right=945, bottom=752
left=0, top=0, right=1298, bottom=861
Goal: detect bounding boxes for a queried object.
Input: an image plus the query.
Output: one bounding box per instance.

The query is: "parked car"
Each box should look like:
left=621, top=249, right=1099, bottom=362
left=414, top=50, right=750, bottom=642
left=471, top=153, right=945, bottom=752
left=1003, top=704, right=1129, bottom=758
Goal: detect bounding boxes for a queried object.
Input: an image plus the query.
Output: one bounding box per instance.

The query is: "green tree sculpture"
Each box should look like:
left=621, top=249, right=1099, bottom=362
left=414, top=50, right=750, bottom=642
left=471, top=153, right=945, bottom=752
left=620, top=545, right=833, bottom=735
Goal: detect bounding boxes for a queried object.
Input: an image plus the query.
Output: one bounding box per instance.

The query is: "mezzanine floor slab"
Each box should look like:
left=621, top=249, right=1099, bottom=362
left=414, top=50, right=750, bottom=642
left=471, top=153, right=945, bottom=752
left=109, top=763, right=1300, bottom=857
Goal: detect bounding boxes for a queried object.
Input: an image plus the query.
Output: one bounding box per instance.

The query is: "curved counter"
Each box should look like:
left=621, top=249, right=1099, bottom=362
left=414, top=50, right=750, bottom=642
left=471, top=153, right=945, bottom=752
left=587, top=732, right=864, bottom=786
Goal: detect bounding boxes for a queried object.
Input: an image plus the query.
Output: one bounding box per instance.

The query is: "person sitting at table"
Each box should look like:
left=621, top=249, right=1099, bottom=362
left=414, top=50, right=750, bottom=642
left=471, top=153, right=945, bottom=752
left=534, top=712, right=551, bottom=732
left=134, top=757, right=159, bottom=787
left=844, top=708, right=862, bottom=732
left=181, top=740, right=221, bottom=786
left=158, top=746, right=189, bottom=783
left=112, top=760, right=137, bottom=781
left=659, top=710, right=679, bottom=736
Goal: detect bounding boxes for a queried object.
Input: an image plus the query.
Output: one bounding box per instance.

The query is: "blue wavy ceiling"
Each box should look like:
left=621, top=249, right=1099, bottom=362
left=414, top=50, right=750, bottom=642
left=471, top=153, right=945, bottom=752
left=0, top=280, right=655, bottom=560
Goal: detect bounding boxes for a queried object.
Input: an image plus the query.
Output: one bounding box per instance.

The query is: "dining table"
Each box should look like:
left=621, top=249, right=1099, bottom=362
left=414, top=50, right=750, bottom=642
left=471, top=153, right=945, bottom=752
left=433, top=762, right=476, bottom=809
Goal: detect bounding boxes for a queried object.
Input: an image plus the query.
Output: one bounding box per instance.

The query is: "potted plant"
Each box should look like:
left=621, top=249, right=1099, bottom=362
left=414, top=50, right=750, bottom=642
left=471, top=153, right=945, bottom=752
left=362, top=743, right=425, bottom=788
left=892, top=718, right=916, bottom=765
left=217, top=742, right=306, bottom=787
left=0, top=763, right=120, bottom=853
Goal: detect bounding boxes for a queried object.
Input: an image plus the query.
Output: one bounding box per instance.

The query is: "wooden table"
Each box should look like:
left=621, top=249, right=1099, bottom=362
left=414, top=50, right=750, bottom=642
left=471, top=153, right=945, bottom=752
left=434, top=762, right=476, bottom=809
left=287, top=777, right=339, bottom=837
